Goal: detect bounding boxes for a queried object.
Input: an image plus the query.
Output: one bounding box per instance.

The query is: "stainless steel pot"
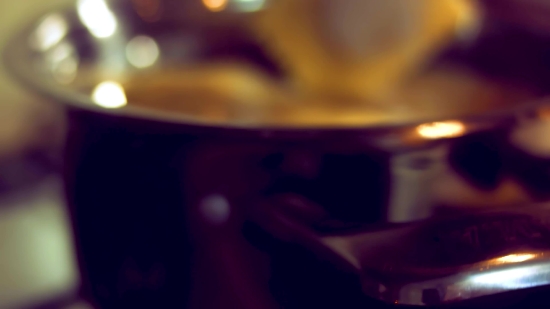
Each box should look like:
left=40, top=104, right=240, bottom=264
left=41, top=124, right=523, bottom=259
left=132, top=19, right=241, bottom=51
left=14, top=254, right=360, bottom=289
left=6, top=0, right=550, bottom=308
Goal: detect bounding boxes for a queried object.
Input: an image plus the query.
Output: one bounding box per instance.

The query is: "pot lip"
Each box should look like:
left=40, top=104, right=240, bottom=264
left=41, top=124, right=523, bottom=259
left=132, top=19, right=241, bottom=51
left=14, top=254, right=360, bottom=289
left=3, top=6, right=550, bottom=136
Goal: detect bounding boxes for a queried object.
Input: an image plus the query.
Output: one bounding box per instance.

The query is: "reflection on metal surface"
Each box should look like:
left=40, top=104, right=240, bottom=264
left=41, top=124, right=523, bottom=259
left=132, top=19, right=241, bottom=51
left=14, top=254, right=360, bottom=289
left=470, top=265, right=540, bottom=288
left=30, top=14, right=68, bottom=51
left=417, top=121, right=465, bottom=139
left=92, top=81, right=127, bottom=108
left=233, top=0, right=266, bottom=12
left=126, top=36, right=160, bottom=68
left=48, top=42, right=78, bottom=84
left=493, top=253, right=537, bottom=264
left=398, top=256, right=550, bottom=305
left=202, top=0, right=228, bottom=12
left=317, top=212, right=550, bottom=306
left=77, top=0, right=118, bottom=38
left=389, top=146, right=448, bottom=223
left=200, top=195, right=231, bottom=224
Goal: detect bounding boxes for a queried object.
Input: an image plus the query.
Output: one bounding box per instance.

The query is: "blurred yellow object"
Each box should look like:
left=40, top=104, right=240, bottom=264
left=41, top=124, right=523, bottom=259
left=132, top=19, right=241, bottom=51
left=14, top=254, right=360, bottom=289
left=417, top=121, right=466, bottom=139
left=250, top=0, right=480, bottom=102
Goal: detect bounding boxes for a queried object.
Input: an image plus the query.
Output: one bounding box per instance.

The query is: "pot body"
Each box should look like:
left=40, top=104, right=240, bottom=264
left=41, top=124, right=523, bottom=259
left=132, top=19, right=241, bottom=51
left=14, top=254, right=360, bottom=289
left=62, top=106, right=550, bottom=309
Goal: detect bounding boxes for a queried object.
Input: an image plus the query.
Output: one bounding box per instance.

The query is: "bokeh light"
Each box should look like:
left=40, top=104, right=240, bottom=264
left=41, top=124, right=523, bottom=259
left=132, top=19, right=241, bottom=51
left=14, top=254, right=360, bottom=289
left=31, top=14, right=68, bottom=51
left=77, top=0, right=118, bottom=38
left=202, top=0, right=228, bottom=12
left=417, top=121, right=465, bottom=139
left=92, top=81, right=127, bottom=109
left=126, top=35, right=160, bottom=68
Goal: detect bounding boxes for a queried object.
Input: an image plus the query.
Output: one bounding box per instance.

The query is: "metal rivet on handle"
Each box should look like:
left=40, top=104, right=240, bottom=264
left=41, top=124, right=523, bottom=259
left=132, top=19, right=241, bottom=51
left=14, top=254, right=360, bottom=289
left=200, top=194, right=231, bottom=225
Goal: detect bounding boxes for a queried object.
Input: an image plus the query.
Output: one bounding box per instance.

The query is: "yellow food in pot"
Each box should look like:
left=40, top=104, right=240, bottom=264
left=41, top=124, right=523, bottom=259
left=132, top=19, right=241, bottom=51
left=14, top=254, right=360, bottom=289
left=249, top=0, right=480, bottom=101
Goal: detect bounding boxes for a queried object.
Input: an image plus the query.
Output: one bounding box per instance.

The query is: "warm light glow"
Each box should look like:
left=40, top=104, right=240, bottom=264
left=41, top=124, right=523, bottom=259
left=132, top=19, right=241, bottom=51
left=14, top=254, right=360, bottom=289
left=417, top=121, right=465, bottom=139
left=126, top=35, right=160, bottom=68
left=449, top=0, right=481, bottom=41
left=538, top=106, right=550, bottom=120
left=77, top=0, right=118, bottom=38
left=494, top=254, right=537, bottom=264
left=31, top=14, right=68, bottom=51
left=234, top=0, right=266, bottom=12
left=202, top=0, right=228, bottom=12
left=92, top=81, right=127, bottom=108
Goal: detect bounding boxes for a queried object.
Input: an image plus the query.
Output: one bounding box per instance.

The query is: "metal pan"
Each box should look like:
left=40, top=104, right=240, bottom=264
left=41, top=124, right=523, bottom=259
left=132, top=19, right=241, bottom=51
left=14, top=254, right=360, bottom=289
left=6, top=0, right=550, bottom=308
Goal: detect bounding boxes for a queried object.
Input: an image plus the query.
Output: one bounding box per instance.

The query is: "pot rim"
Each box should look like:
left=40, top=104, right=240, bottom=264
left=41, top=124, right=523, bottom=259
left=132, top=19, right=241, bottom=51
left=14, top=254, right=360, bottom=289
left=3, top=4, right=550, bottom=136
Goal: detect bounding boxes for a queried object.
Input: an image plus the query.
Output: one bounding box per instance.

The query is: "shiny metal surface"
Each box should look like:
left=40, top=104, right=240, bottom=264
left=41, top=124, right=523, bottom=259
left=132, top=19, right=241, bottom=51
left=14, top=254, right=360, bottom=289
left=398, top=254, right=550, bottom=305
left=7, top=0, right=550, bottom=308
left=253, top=200, right=550, bottom=305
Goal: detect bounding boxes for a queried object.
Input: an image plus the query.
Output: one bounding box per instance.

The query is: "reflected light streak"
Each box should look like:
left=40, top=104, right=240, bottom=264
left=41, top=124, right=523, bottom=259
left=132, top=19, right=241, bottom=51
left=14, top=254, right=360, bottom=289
left=77, top=0, right=118, bottom=38
left=494, top=254, right=537, bottom=264
left=417, top=121, right=465, bottom=139
left=126, top=35, right=160, bottom=68
left=470, top=266, right=542, bottom=290
left=32, top=14, right=68, bottom=51
left=92, top=81, right=127, bottom=108
left=203, top=0, right=228, bottom=12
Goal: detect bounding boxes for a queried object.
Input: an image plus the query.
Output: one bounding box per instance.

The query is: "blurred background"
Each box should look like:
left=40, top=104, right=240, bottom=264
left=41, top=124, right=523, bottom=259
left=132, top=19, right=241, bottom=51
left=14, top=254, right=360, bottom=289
left=0, top=0, right=80, bottom=308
